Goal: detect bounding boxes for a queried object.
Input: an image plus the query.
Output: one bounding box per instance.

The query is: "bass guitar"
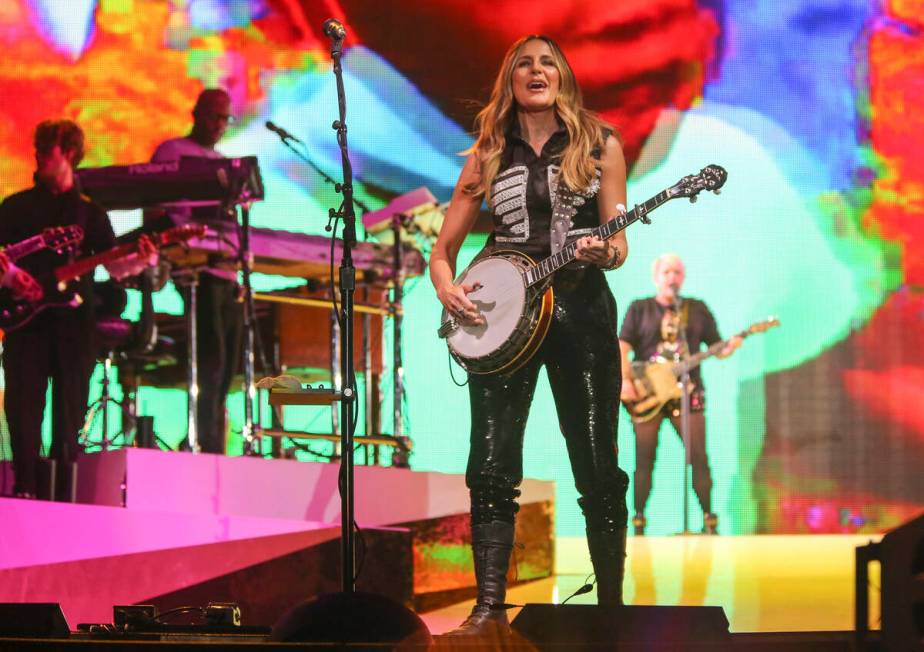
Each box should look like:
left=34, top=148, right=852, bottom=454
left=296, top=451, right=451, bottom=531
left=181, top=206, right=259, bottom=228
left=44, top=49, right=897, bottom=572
left=623, top=317, right=780, bottom=422
left=438, top=164, right=728, bottom=375
left=0, top=224, right=205, bottom=331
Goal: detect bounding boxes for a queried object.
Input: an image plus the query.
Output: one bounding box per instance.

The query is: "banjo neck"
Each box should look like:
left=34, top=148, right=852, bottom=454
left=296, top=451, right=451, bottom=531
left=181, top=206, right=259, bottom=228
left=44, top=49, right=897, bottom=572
left=523, top=189, right=673, bottom=287
left=442, top=165, right=727, bottom=375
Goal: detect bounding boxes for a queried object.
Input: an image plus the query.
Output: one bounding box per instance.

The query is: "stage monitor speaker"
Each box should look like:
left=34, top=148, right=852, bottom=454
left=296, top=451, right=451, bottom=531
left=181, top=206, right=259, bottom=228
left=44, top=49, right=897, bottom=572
left=876, top=511, right=924, bottom=652
left=270, top=591, right=431, bottom=646
left=0, top=603, right=69, bottom=638
left=511, top=604, right=729, bottom=650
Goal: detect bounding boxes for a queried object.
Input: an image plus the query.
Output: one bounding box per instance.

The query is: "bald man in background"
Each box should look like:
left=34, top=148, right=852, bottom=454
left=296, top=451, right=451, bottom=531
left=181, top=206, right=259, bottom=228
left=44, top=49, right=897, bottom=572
left=619, top=254, right=740, bottom=535
left=149, top=89, right=242, bottom=454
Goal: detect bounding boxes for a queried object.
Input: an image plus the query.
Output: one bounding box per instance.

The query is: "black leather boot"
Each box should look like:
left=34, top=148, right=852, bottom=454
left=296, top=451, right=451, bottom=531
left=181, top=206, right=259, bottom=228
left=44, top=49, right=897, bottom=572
left=703, top=512, right=719, bottom=535
left=586, top=528, right=627, bottom=607
left=445, top=520, right=515, bottom=637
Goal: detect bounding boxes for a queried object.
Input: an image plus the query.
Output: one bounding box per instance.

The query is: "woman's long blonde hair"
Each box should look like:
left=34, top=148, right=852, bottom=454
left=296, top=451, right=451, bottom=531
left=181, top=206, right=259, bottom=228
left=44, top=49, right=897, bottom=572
left=465, top=35, right=611, bottom=203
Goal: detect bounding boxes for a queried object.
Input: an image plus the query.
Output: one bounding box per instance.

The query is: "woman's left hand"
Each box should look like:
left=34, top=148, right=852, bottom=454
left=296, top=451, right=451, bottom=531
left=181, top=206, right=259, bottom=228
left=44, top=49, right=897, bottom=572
left=575, top=236, right=615, bottom=267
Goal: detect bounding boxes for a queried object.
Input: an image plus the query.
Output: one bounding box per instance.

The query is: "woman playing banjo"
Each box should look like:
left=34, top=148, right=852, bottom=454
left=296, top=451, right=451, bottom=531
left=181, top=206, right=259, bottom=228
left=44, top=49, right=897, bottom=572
left=430, top=35, right=631, bottom=635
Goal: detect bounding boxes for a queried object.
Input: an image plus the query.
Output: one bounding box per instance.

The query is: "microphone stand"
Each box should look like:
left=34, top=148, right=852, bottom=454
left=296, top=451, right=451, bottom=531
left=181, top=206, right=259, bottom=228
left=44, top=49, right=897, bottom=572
left=273, top=137, right=373, bottom=216
left=326, top=30, right=359, bottom=594
left=237, top=200, right=258, bottom=455
left=674, top=293, right=693, bottom=535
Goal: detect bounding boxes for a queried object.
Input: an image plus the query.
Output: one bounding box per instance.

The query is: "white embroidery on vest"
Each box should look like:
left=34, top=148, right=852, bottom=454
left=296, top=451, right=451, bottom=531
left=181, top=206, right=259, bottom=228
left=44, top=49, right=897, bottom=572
left=492, top=165, right=529, bottom=243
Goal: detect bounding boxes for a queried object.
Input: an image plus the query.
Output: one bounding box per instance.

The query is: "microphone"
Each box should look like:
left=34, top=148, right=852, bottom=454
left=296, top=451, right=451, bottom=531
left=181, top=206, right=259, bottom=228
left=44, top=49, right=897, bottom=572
left=322, top=18, right=346, bottom=40
left=265, top=121, right=303, bottom=144
left=669, top=283, right=682, bottom=309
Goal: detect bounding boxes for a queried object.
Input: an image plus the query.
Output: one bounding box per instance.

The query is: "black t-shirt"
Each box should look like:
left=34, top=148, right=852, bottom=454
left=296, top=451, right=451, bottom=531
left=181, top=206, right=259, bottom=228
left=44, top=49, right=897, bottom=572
left=0, top=182, right=115, bottom=327
left=619, top=297, right=721, bottom=390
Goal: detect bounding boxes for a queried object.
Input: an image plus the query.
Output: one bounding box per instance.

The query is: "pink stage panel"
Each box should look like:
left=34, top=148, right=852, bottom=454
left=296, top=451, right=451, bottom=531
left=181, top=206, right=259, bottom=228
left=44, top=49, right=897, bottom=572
left=0, top=497, right=330, bottom=570
left=0, top=524, right=336, bottom=626
left=2, top=451, right=555, bottom=621
left=75, top=449, right=555, bottom=525
left=0, top=498, right=413, bottom=626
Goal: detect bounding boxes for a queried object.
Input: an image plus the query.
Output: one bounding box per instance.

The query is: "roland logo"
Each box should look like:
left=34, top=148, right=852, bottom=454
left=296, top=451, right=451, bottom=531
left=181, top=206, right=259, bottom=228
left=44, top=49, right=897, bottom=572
left=128, top=161, right=179, bottom=175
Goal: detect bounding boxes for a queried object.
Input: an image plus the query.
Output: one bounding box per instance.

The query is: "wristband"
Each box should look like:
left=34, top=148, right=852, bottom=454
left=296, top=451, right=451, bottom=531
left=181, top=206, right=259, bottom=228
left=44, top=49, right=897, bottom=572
left=600, top=245, right=621, bottom=271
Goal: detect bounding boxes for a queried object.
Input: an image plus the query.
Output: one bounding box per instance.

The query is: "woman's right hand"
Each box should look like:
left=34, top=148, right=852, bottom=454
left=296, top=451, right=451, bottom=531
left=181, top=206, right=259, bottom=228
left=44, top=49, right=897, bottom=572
left=438, top=282, right=485, bottom=326
left=9, top=268, right=44, bottom=302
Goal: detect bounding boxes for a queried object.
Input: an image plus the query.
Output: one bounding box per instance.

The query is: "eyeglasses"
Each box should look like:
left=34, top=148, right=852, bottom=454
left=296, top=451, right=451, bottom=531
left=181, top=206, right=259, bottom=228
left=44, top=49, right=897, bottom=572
left=198, top=111, right=236, bottom=124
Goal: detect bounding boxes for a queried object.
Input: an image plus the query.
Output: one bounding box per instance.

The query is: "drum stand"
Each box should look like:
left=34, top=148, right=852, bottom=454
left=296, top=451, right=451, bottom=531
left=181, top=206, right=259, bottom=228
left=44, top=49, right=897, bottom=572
left=389, top=213, right=410, bottom=467
left=79, top=352, right=133, bottom=450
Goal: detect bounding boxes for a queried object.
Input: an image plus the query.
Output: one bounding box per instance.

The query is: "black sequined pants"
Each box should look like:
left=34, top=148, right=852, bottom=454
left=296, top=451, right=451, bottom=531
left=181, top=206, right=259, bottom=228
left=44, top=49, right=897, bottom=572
left=466, top=268, right=630, bottom=534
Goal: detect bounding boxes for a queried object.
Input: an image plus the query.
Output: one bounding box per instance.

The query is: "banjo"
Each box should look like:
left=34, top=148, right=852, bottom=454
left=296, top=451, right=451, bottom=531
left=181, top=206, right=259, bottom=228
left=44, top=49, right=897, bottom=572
left=438, top=164, right=728, bottom=375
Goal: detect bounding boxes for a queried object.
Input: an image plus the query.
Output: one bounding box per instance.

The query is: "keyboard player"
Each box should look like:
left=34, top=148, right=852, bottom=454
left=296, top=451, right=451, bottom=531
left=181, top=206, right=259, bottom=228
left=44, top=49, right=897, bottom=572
left=147, top=88, right=242, bottom=455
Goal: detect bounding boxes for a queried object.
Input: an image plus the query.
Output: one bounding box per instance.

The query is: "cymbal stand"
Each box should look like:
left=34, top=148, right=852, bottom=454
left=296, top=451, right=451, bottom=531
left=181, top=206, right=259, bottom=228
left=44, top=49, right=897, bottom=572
left=390, top=213, right=410, bottom=467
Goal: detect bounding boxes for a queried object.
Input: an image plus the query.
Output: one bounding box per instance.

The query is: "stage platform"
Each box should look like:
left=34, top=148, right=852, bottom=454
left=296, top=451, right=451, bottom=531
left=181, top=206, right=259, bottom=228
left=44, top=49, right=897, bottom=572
left=0, top=450, right=884, bottom=647
left=422, top=534, right=882, bottom=636
left=0, top=448, right=554, bottom=625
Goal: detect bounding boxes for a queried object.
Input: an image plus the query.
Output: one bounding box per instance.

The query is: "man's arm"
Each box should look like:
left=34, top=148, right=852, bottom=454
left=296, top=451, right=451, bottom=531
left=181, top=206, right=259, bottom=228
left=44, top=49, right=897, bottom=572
left=701, top=302, right=741, bottom=358
left=618, top=301, right=642, bottom=400
left=619, top=339, right=641, bottom=402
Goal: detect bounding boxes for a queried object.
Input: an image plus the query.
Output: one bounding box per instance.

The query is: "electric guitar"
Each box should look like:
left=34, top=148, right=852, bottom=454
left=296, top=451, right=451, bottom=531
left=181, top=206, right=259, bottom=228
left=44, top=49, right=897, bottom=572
left=0, top=225, right=84, bottom=322
left=0, top=224, right=205, bottom=331
left=623, top=317, right=780, bottom=422
left=0, top=225, right=83, bottom=263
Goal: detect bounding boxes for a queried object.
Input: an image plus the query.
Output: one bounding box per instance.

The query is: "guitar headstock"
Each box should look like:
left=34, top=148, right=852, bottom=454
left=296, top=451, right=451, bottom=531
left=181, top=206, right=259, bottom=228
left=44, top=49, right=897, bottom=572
left=668, top=165, right=728, bottom=203
left=748, top=317, right=781, bottom=334
left=41, top=225, right=84, bottom=254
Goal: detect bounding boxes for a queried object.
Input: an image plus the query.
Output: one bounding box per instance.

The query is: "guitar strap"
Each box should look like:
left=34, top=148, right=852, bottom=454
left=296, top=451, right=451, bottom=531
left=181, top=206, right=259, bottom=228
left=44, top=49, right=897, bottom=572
left=548, top=129, right=609, bottom=255
left=548, top=166, right=578, bottom=255
left=63, top=188, right=89, bottom=263
left=658, top=300, right=691, bottom=359
left=548, top=169, right=601, bottom=255
left=678, top=300, right=690, bottom=357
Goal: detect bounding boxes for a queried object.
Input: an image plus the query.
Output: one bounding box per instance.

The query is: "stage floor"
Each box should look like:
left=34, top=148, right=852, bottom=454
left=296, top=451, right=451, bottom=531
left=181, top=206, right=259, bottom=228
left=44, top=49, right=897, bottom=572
left=421, top=534, right=881, bottom=635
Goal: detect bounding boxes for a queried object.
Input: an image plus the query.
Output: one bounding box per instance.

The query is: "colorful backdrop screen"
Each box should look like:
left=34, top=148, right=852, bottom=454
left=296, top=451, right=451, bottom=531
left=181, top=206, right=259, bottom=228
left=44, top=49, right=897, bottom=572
left=1, top=0, right=922, bottom=536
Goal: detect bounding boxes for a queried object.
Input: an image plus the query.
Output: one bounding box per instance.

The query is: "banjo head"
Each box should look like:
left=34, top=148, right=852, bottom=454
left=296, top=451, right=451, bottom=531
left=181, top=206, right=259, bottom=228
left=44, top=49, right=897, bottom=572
left=446, top=255, right=527, bottom=361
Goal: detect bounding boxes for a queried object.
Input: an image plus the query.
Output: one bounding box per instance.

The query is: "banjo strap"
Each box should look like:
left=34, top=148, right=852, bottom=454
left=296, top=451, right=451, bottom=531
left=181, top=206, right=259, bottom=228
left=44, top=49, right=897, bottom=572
left=548, top=166, right=601, bottom=255
left=549, top=167, right=578, bottom=255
